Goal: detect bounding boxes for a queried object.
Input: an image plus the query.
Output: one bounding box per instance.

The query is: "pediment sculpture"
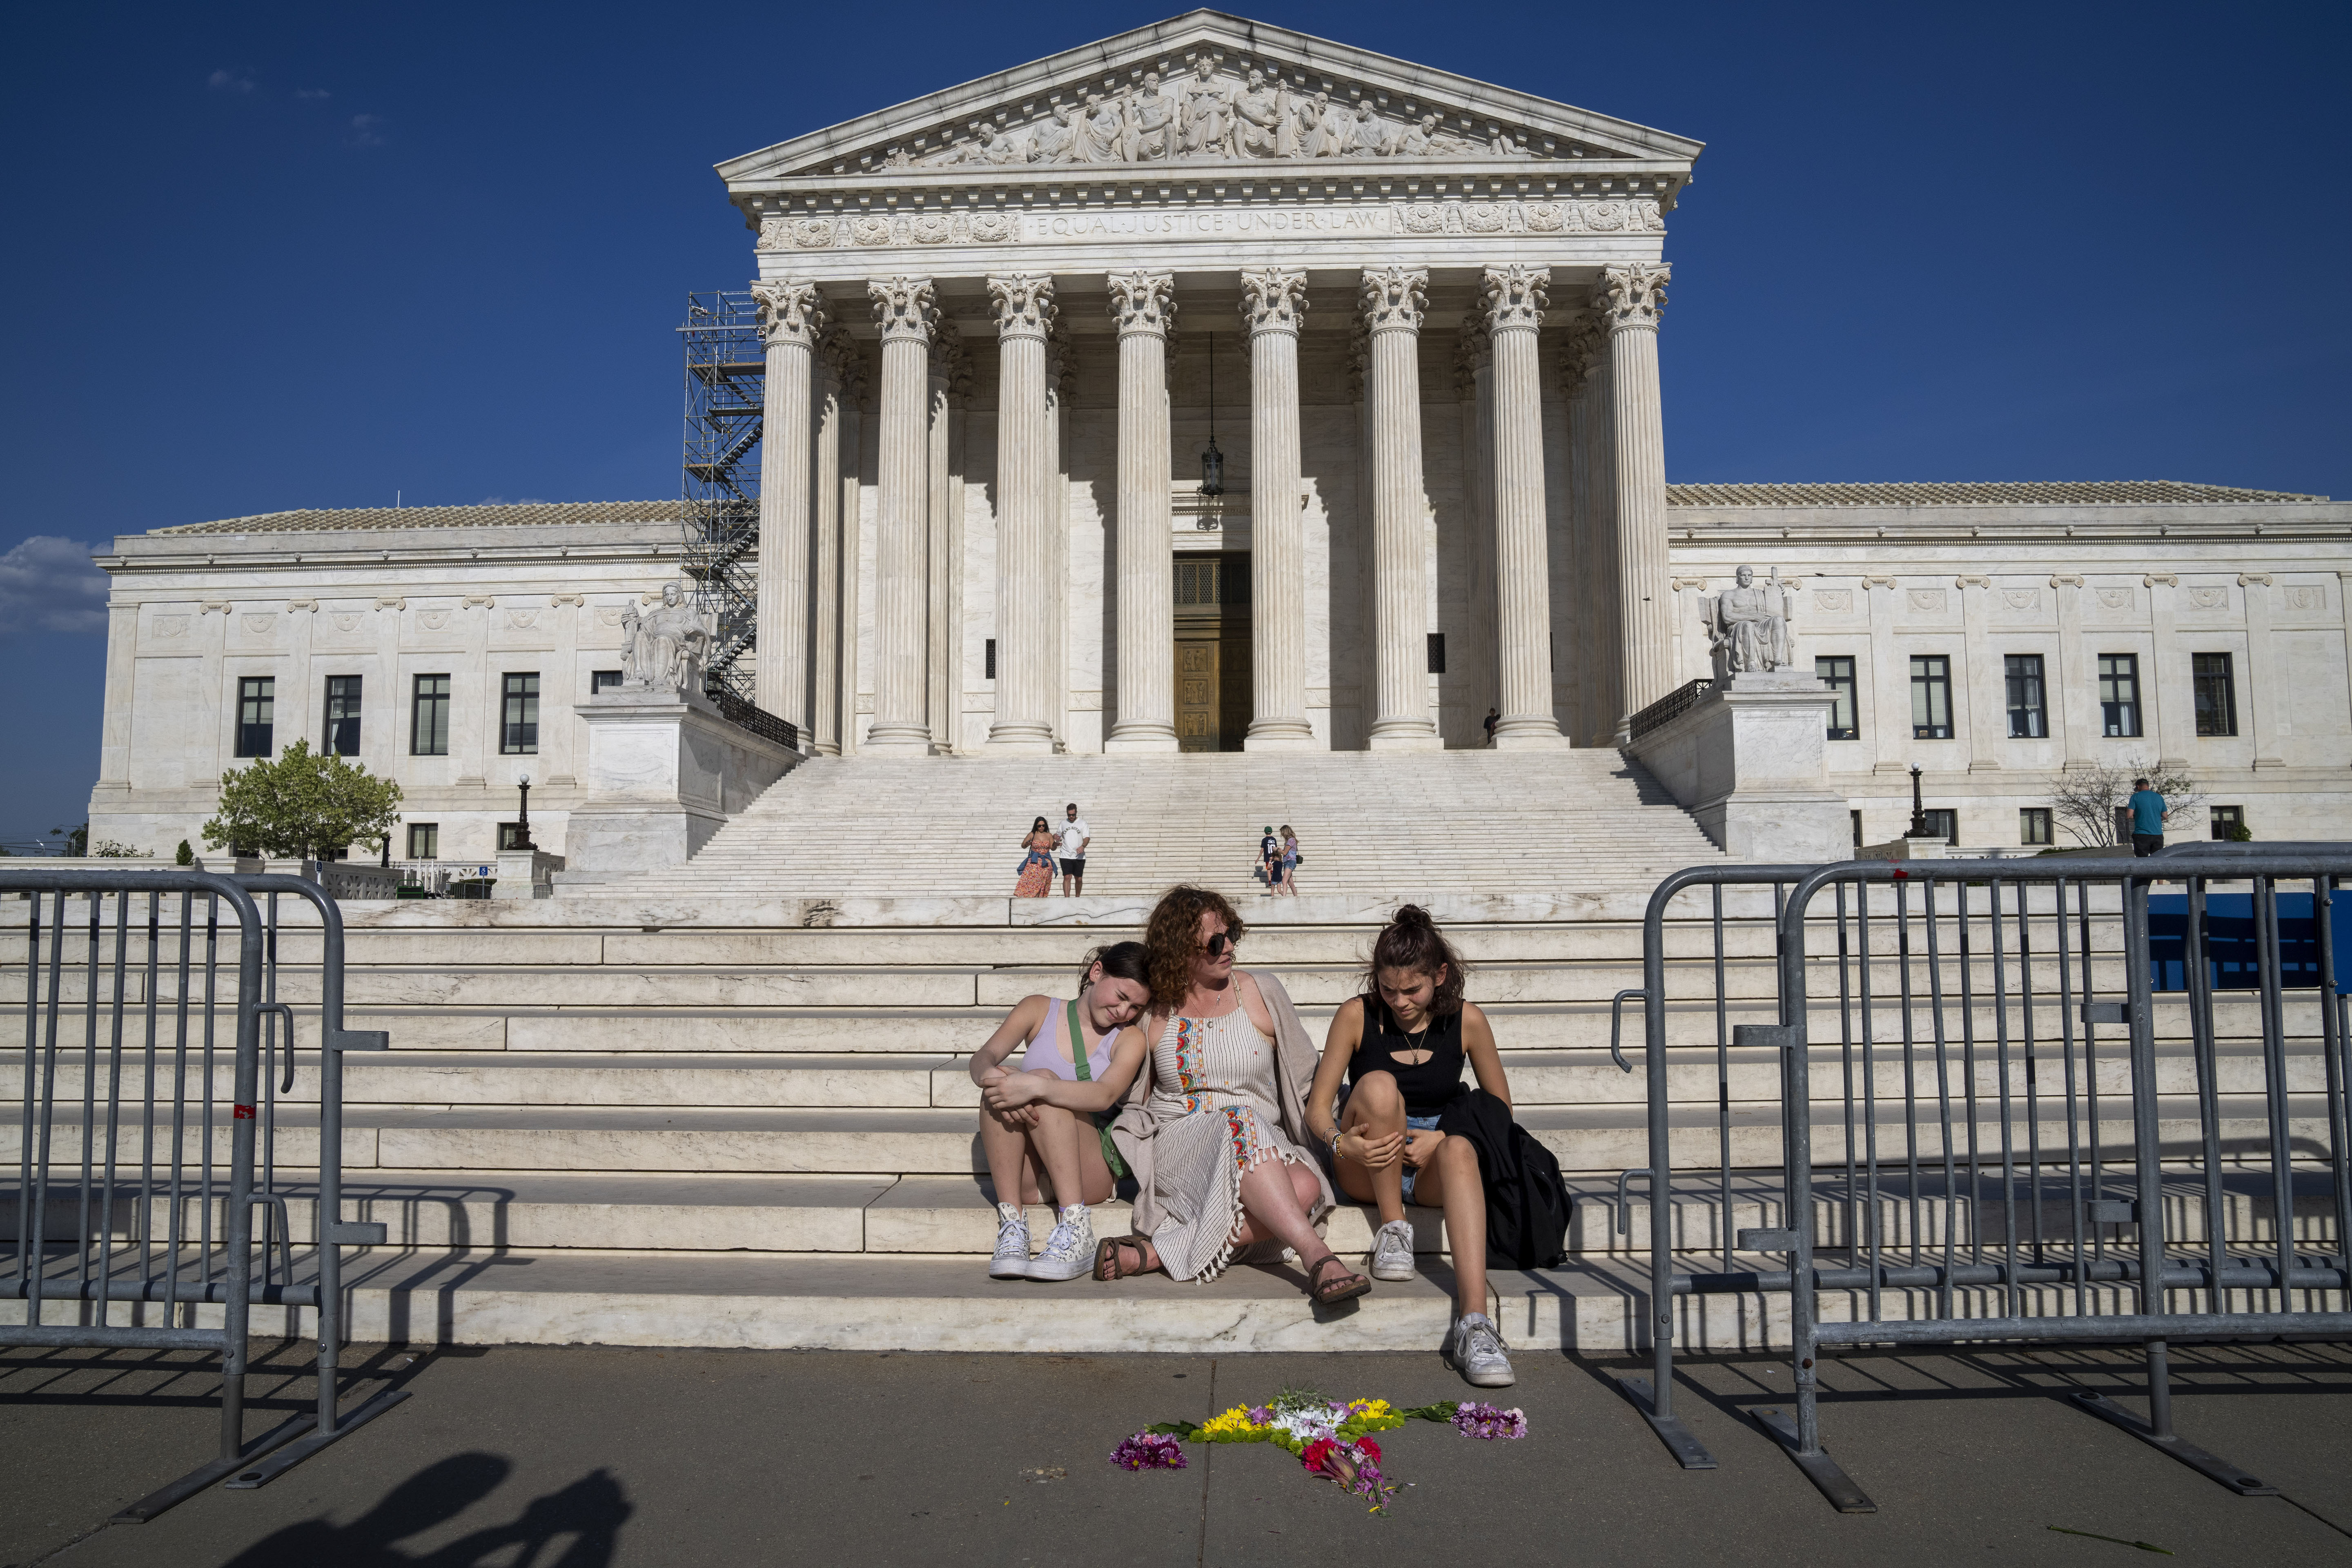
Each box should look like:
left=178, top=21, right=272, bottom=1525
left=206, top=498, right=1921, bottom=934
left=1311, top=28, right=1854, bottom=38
left=1702, top=566, right=1796, bottom=677
left=887, top=59, right=1531, bottom=171
left=620, top=581, right=715, bottom=696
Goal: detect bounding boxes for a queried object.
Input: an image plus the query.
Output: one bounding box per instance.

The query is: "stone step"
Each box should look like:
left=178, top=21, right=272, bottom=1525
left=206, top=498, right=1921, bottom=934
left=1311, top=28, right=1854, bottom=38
left=4, top=1246, right=2253, bottom=1356
left=7, top=1096, right=2337, bottom=1178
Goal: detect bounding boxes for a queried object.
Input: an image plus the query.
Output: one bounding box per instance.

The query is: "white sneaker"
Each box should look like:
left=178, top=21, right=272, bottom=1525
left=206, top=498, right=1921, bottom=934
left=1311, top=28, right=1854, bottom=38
left=1446, top=1312, right=1516, bottom=1388
left=1026, top=1206, right=1095, bottom=1282
left=1369, top=1219, right=1417, bottom=1281
left=989, top=1204, right=1032, bottom=1280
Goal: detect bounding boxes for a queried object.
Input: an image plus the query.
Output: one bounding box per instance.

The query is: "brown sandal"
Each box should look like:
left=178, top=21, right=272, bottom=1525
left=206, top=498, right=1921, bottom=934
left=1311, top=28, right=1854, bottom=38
left=1094, top=1234, right=1155, bottom=1281
left=1305, top=1254, right=1371, bottom=1305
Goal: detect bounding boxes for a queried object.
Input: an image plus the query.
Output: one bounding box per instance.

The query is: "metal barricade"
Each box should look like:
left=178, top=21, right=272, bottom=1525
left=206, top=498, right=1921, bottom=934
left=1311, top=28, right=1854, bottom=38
left=1615, top=855, right=2352, bottom=1513
left=2, top=870, right=406, bottom=1520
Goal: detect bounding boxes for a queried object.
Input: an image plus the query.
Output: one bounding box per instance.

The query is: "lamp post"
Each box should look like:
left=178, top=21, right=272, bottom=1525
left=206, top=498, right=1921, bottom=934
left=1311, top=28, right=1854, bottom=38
left=1198, top=331, right=1224, bottom=497
left=515, top=774, right=535, bottom=851
left=1905, top=764, right=1931, bottom=839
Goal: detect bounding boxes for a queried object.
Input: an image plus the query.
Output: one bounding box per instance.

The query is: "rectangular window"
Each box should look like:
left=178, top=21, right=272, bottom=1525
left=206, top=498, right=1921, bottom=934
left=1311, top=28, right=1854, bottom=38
left=984, top=639, right=997, bottom=680
left=501, top=673, right=539, bottom=755
left=406, top=822, right=440, bottom=859
left=2192, top=653, right=2238, bottom=737
left=1851, top=809, right=1864, bottom=848
left=591, top=669, right=624, bottom=694
left=324, top=675, right=362, bottom=756
left=1426, top=633, right=1446, bottom=675
left=2003, top=654, right=2047, bottom=738
left=1909, top=655, right=1953, bottom=739
left=2020, top=807, right=2053, bottom=846
left=1816, top=656, right=1858, bottom=739
left=235, top=677, right=274, bottom=758
left=2098, top=653, right=2142, bottom=737
left=410, top=675, right=451, bottom=756
left=2210, top=804, right=2245, bottom=842
left=1921, top=808, right=1958, bottom=843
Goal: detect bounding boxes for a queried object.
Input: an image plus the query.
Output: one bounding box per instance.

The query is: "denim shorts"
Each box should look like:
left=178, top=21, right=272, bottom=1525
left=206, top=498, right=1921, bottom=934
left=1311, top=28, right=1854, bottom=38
left=1335, top=1081, right=1444, bottom=1205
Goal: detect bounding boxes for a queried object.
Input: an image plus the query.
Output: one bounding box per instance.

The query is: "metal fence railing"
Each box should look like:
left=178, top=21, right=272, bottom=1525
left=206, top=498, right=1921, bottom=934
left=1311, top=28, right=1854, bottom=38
left=2, top=870, right=407, bottom=1519
left=1612, top=853, right=2352, bottom=1512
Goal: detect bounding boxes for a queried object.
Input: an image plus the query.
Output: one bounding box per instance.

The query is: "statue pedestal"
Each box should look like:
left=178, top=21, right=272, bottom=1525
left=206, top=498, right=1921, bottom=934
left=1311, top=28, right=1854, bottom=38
left=1625, top=672, right=1851, bottom=864
left=555, top=685, right=800, bottom=886
left=493, top=849, right=566, bottom=899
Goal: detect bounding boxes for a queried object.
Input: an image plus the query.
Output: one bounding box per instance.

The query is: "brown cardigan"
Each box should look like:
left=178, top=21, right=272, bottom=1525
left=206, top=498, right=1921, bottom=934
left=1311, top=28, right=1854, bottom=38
left=1107, top=968, right=1336, bottom=1241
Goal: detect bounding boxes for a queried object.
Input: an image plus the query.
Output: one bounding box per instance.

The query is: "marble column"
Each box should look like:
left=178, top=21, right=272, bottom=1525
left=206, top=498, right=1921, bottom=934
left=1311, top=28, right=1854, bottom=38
left=1240, top=267, right=1314, bottom=751
left=2051, top=573, right=2094, bottom=769
left=1483, top=265, right=1566, bottom=748
left=864, top=276, right=937, bottom=753
left=1454, top=321, right=1492, bottom=736
left=1569, top=316, right=1619, bottom=747
left=1048, top=339, right=1074, bottom=743
left=1360, top=267, right=1439, bottom=751
left=926, top=323, right=960, bottom=749
left=1105, top=271, right=1178, bottom=752
left=750, top=279, right=824, bottom=738
left=2242, top=572, right=2285, bottom=768
left=2145, top=572, right=2187, bottom=770
left=986, top=273, right=1057, bottom=751
left=1958, top=574, right=2002, bottom=773
left=1596, top=264, right=1673, bottom=739
left=811, top=330, right=856, bottom=755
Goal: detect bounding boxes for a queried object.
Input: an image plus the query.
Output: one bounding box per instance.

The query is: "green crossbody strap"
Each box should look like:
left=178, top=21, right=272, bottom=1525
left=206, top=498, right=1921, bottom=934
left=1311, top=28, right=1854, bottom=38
left=1067, top=998, right=1091, bottom=1082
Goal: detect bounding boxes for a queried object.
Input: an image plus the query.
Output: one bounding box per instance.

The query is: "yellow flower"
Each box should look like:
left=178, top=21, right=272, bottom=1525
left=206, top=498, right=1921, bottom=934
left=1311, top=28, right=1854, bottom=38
left=1198, top=1406, right=1262, bottom=1440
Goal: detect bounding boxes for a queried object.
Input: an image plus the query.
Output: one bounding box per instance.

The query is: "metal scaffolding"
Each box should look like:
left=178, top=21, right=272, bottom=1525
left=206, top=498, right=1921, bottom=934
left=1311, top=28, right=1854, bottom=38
left=678, top=292, right=795, bottom=748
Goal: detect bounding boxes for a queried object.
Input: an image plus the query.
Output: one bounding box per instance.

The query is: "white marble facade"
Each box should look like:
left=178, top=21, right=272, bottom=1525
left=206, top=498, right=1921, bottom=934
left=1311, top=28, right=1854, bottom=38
left=82, top=15, right=2352, bottom=856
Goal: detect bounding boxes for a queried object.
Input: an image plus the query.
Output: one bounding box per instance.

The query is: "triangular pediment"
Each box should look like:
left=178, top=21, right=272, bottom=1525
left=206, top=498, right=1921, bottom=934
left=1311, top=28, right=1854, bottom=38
left=717, top=10, right=1702, bottom=189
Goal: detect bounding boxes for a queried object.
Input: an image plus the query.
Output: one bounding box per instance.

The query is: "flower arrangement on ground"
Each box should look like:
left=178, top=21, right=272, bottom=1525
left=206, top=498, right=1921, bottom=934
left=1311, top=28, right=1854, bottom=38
left=1112, top=1386, right=1527, bottom=1512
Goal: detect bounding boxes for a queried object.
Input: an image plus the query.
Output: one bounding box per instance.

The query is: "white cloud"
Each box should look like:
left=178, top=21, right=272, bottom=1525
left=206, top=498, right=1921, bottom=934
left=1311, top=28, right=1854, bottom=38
left=295, top=87, right=331, bottom=101
left=207, top=68, right=256, bottom=93
left=348, top=113, right=388, bottom=147
left=0, top=537, right=109, bottom=637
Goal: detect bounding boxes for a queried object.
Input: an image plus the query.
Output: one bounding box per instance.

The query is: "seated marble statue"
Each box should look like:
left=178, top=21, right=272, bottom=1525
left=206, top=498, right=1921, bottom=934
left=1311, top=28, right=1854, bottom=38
left=620, top=582, right=713, bottom=693
left=1704, top=565, right=1793, bottom=674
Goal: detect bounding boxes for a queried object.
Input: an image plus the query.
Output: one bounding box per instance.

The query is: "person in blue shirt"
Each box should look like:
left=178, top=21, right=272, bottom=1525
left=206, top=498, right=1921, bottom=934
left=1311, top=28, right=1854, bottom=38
left=2127, top=777, right=2169, bottom=856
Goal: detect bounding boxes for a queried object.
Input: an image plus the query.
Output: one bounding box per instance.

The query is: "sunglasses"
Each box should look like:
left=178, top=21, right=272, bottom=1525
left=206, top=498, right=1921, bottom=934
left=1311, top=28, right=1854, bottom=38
left=1205, top=931, right=1239, bottom=957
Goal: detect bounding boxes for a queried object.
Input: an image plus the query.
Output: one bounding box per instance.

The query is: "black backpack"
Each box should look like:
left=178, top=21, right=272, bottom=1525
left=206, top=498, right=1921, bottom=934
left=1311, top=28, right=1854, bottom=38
left=1436, top=1087, right=1572, bottom=1270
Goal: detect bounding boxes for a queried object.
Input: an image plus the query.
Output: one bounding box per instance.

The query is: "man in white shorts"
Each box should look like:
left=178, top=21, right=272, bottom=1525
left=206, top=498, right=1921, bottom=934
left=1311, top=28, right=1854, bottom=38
left=1058, top=803, right=1091, bottom=895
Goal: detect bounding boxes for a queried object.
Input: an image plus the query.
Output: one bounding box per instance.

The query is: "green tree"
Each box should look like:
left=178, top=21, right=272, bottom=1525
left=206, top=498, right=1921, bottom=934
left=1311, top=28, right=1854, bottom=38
left=49, top=823, right=88, bottom=857
left=175, top=839, right=195, bottom=865
left=201, top=740, right=403, bottom=861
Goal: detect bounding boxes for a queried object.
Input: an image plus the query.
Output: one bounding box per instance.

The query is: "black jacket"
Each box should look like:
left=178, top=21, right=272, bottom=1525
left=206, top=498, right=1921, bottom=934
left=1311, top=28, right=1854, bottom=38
left=1435, top=1087, right=1572, bottom=1270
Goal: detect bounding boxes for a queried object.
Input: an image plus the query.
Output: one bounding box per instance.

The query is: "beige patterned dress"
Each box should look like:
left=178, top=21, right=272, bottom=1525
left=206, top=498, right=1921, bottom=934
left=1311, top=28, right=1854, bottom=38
left=1137, top=1002, right=1316, bottom=1282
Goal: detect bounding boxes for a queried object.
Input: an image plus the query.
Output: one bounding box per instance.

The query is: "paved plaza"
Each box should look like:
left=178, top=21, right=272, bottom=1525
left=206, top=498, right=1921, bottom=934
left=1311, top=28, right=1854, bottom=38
left=5, top=1337, right=2350, bottom=1566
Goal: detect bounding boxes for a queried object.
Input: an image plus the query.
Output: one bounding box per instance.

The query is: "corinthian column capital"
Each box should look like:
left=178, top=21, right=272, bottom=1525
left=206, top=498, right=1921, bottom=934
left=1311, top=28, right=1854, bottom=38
left=751, top=279, right=827, bottom=349
left=1106, top=271, right=1176, bottom=337
left=1594, top=263, right=1670, bottom=331
left=1239, top=267, right=1308, bottom=336
left=986, top=273, right=1058, bottom=341
left=868, top=276, right=938, bottom=343
left=1359, top=267, right=1428, bottom=334
left=1480, top=265, right=1549, bottom=334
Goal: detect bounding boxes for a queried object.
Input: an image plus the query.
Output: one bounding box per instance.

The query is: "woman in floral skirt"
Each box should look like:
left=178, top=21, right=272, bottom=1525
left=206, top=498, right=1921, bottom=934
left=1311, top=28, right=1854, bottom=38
left=1013, top=816, right=1058, bottom=898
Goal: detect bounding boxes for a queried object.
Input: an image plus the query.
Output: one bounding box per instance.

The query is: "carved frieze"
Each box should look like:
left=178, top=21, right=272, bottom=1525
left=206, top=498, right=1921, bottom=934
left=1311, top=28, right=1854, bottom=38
left=331, top=613, right=360, bottom=632
left=2002, top=590, right=2040, bottom=611
left=2096, top=588, right=2134, bottom=610
left=241, top=614, right=275, bottom=635
left=2187, top=587, right=2228, bottom=610
left=2288, top=586, right=2323, bottom=612
left=757, top=196, right=1664, bottom=252
left=1811, top=590, right=1852, bottom=612
left=151, top=615, right=189, bottom=639
left=1907, top=589, right=1946, bottom=613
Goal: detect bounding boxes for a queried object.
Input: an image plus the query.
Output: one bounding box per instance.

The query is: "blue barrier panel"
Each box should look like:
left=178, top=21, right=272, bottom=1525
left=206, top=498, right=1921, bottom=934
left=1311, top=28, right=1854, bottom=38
left=2147, top=892, right=2352, bottom=993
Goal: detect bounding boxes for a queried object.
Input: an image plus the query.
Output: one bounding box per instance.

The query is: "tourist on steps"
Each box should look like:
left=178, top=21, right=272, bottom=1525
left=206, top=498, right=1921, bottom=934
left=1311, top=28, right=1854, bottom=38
left=1306, top=905, right=1518, bottom=1386
left=1091, top=886, right=1371, bottom=1304
left=1278, top=825, right=1301, bottom=898
left=1058, top=802, right=1091, bottom=895
left=970, top=942, right=1154, bottom=1281
left=1014, top=816, right=1058, bottom=898
left=1256, top=825, right=1284, bottom=894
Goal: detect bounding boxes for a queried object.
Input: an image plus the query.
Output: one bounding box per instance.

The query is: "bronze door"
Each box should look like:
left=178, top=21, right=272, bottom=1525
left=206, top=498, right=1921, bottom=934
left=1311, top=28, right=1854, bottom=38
left=1174, top=552, right=1251, bottom=753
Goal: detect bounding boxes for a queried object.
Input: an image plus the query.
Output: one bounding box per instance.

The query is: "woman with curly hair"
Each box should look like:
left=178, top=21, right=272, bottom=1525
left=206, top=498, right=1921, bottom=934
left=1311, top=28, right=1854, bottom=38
left=1094, top=886, right=1370, bottom=1303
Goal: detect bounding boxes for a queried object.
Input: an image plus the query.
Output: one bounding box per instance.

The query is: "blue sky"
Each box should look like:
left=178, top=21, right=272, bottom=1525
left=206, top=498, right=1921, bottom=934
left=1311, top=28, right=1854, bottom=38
left=2, top=0, right=2344, bottom=842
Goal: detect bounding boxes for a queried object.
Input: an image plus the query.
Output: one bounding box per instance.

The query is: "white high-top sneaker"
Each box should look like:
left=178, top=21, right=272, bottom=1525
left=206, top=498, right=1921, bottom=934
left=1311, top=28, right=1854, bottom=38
left=1025, top=1205, right=1096, bottom=1282
left=989, top=1203, right=1033, bottom=1280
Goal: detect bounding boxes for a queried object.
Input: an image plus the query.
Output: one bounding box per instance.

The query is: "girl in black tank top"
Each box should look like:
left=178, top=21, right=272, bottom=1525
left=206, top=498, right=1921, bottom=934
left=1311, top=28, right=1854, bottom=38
left=1348, top=996, right=1466, bottom=1115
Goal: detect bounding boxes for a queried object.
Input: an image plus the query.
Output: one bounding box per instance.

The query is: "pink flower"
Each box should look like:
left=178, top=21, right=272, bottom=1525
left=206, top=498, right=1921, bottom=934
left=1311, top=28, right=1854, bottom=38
left=1449, top=1402, right=1528, bottom=1440
left=1111, top=1432, right=1187, bottom=1470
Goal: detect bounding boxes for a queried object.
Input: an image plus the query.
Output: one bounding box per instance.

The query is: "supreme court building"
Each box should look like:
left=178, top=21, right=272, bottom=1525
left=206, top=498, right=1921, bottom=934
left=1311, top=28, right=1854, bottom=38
left=87, top=12, right=2352, bottom=862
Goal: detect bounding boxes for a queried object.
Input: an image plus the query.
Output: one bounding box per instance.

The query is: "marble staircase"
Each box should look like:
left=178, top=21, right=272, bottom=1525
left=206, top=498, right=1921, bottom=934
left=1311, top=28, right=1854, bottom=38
left=599, top=748, right=1728, bottom=900
left=4, top=889, right=2339, bottom=1355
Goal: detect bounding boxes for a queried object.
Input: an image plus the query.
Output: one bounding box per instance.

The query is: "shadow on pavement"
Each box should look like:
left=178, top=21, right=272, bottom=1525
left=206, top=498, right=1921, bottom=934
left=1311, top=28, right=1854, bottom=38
left=217, top=1452, right=632, bottom=1568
